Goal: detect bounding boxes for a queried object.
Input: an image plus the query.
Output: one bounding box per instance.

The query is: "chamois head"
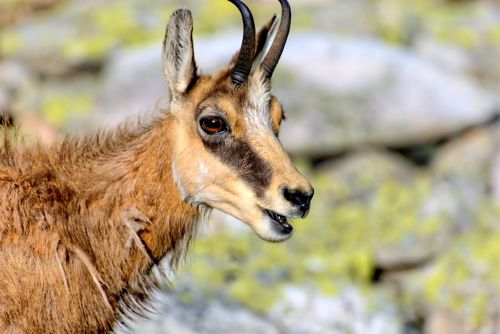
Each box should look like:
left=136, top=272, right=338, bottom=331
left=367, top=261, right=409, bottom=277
left=163, top=0, right=313, bottom=242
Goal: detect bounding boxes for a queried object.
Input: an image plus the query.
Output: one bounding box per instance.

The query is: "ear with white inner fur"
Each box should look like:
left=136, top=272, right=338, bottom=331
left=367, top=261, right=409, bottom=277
left=229, top=15, right=279, bottom=72
left=162, top=9, right=197, bottom=103
left=252, top=15, right=280, bottom=71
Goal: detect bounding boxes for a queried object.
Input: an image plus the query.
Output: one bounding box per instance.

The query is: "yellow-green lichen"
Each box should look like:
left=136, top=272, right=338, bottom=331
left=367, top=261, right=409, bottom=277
left=177, top=170, right=450, bottom=313
left=417, top=202, right=500, bottom=327
left=0, top=31, right=22, bottom=56
left=487, top=25, right=500, bottom=45
left=60, top=4, right=166, bottom=62
left=41, top=94, right=93, bottom=127
left=62, top=35, right=115, bottom=61
left=372, top=0, right=487, bottom=49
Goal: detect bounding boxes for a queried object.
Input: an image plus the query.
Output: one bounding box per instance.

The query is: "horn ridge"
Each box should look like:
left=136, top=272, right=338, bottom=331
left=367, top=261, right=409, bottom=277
left=261, top=0, right=291, bottom=81
left=228, top=0, right=256, bottom=85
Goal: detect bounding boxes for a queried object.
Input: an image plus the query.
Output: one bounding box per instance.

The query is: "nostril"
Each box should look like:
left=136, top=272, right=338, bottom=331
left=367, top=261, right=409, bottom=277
left=283, top=187, right=313, bottom=211
left=283, top=188, right=299, bottom=206
left=283, top=188, right=294, bottom=204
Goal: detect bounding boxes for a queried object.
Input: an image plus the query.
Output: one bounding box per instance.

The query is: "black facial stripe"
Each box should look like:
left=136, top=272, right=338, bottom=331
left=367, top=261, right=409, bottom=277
left=202, top=137, right=273, bottom=198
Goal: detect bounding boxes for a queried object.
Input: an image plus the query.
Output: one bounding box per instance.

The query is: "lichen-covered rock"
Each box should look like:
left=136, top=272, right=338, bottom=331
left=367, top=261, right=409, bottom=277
left=316, top=149, right=416, bottom=200
left=431, top=124, right=500, bottom=230
left=84, top=33, right=497, bottom=158
left=432, top=126, right=499, bottom=180
left=491, top=153, right=500, bottom=202
left=425, top=308, right=467, bottom=334
left=270, top=286, right=402, bottom=334
left=414, top=38, right=473, bottom=75
left=3, top=1, right=500, bottom=332
left=91, top=33, right=249, bottom=127
left=0, top=60, right=35, bottom=113
left=117, top=290, right=280, bottom=334
left=92, top=45, right=167, bottom=127
left=0, top=1, right=174, bottom=76
left=277, top=34, right=497, bottom=157
left=316, top=150, right=459, bottom=272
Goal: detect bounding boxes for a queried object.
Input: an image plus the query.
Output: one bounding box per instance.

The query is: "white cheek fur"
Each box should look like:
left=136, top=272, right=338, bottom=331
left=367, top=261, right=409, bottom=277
left=245, top=72, right=273, bottom=132
left=171, top=161, right=188, bottom=201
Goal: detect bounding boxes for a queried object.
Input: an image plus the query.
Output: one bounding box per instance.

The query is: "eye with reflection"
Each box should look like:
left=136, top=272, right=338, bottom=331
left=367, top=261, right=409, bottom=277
left=199, top=116, right=227, bottom=135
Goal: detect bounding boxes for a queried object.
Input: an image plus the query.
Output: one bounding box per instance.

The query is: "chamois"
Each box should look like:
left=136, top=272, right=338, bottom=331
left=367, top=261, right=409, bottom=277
left=0, top=0, right=313, bottom=332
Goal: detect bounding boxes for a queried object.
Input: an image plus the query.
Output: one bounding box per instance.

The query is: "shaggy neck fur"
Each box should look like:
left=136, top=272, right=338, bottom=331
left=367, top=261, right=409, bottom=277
left=0, top=115, right=199, bottom=333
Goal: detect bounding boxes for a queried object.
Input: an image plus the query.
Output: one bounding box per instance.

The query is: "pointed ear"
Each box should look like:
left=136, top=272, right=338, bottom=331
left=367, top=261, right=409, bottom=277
left=253, top=15, right=279, bottom=67
left=162, top=9, right=197, bottom=102
left=230, top=15, right=279, bottom=69
left=255, top=15, right=278, bottom=61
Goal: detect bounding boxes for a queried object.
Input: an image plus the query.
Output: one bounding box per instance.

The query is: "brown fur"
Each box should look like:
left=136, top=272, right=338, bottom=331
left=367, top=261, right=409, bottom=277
left=0, top=117, right=199, bottom=333
left=0, top=5, right=313, bottom=332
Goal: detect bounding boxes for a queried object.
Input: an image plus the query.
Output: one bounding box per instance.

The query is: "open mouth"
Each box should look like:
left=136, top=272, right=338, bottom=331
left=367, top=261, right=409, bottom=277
left=264, top=209, right=293, bottom=234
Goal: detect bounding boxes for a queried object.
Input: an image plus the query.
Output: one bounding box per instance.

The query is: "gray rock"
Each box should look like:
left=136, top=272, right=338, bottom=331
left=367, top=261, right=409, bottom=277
left=91, top=34, right=243, bottom=127
left=491, top=153, right=500, bottom=202
left=0, top=89, right=8, bottom=114
left=0, top=61, right=31, bottom=93
left=270, top=286, right=402, bottom=334
left=117, top=290, right=280, bottom=334
left=432, top=126, right=498, bottom=180
left=196, top=302, right=280, bottom=334
left=3, top=3, right=93, bottom=76
left=317, top=150, right=469, bottom=271
left=87, top=33, right=496, bottom=157
left=425, top=308, right=467, bottom=334
left=414, top=38, right=473, bottom=75
left=415, top=175, right=486, bottom=258
left=0, top=60, right=35, bottom=113
left=317, top=149, right=416, bottom=201
left=431, top=125, right=500, bottom=229
left=114, top=291, right=198, bottom=334
left=92, top=45, right=167, bottom=128
left=277, top=34, right=497, bottom=156
left=484, top=124, right=500, bottom=203
left=2, top=0, right=181, bottom=76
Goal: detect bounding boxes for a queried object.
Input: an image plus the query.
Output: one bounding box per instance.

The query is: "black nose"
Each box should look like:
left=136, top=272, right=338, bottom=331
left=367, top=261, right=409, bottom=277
left=283, top=187, right=314, bottom=217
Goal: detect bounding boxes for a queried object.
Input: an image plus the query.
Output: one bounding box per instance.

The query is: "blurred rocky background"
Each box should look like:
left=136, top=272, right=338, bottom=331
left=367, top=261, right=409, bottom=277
left=2, top=0, right=500, bottom=333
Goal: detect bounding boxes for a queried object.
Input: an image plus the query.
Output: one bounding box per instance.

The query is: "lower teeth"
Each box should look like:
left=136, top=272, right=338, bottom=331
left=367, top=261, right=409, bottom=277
left=266, top=210, right=291, bottom=229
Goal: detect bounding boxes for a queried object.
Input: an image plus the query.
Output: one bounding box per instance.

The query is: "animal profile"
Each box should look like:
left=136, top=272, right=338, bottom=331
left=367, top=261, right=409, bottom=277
left=0, top=0, right=313, bottom=332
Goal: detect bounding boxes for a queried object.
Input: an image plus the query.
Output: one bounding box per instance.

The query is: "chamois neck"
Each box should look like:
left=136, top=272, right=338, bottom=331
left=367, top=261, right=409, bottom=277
left=49, top=115, right=199, bottom=312
left=74, top=115, right=199, bottom=260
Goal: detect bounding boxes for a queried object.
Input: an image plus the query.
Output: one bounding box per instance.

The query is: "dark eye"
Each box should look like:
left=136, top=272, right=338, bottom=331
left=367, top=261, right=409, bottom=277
left=199, top=116, right=227, bottom=135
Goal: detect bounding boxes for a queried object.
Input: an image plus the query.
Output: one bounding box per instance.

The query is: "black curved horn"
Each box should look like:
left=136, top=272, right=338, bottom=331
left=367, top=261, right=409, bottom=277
left=228, top=0, right=256, bottom=85
left=261, top=0, right=291, bottom=81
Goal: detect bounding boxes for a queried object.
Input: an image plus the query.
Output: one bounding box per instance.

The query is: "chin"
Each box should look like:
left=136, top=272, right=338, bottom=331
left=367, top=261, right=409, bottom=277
left=251, top=212, right=295, bottom=243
